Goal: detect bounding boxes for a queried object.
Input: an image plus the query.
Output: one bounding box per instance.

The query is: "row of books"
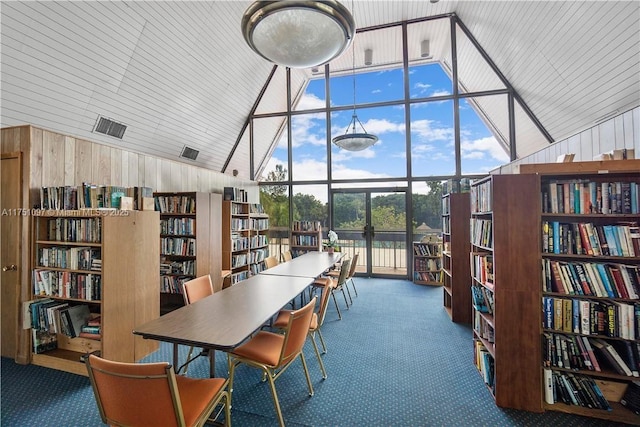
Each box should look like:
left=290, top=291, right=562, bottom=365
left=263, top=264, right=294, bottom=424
left=160, top=237, right=196, bottom=257
left=471, top=253, right=494, bottom=286
left=29, top=300, right=95, bottom=348
left=474, top=312, right=495, bottom=343
left=160, top=218, right=195, bottom=236
left=292, top=220, right=321, bottom=231
left=470, top=180, right=493, bottom=213
left=472, top=284, right=494, bottom=314
left=542, top=296, right=638, bottom=339
left=160, top=259, right=195, bottom=276
left=229, top=270, right=250, bottom=285
left=78, top=316, right=102, bottom=341
left=442, top=178, right=471, bottom=195
left=543, top=332, right=639, bottom=377
left=46, top=217, right=102, bottom=243
left=229, top=202, right=248, bottom=215
left=413, top=243, right=441, bottom=256
left=292, top=235, right=319, bottom=246
left=251, top=218, right=269, bottom=231
left=223, top=187, right=248, bottom=202
left=37, top=246, right=100, bottom=271
left=250, top=262, right=266, bottom=275
left=154, top=195, right=196, bottom=214
left=544, top=369, right=611, bottom=410
left=160, top=276, right=188, bottom=293
left=230, top=218, right=250, bottom=231
left=33, top=269, right=101, bottom=301
left=470, top=218, right=492, bottom=248
left=414, top=258, right=441, bottom=271
left=442, top=216, right=450, bottom=233
left=542, top=259, right=639, bottom=299
left=40, top=184, right=152, bottom=210
left=542, top=221, right=640, bottom=257
left=249, top=203, right=265, bottom=214
left=231, top=236, right=250, bottom=252
left=250, top=248, right=268, bottom=264
left=474, top=341, right=495, bottom=390
left=413, top=271, right=442, bottom=282
left=542, top=180, right=639, bottom=215
left=231, top=253, right=248, bottom=268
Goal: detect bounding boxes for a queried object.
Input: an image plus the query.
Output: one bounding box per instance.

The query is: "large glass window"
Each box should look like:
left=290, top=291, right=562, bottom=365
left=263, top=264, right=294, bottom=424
left=410, top=100, right=455, bottom=177
left=291, top=112, right=327, bottom=181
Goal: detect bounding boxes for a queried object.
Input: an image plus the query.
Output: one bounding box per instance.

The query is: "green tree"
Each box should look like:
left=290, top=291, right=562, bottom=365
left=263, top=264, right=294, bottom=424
left=292, top=193, right=327, bottom=225
left=259, top=164, right=289, bottom=228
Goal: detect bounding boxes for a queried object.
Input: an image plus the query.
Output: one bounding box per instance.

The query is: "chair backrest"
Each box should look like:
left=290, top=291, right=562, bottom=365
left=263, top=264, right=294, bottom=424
left=182, top=275, right=214, bottom=305
left=279, top=296, right=316, bottom=366
left=282, top=250, right=293, bottom=262
left=348, top=253, right=359, bottom=278
left=336, top=258, right=351, bottom=287
left=316, top=280, right=333, bottom=328
left=264, top=256, right=279, bottom=269
left=86, top=354, right=185, bottom=427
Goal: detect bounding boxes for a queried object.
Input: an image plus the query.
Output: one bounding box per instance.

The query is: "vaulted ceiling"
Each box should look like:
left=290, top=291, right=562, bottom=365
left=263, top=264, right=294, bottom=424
left=2, top=1, right=638, bottom=180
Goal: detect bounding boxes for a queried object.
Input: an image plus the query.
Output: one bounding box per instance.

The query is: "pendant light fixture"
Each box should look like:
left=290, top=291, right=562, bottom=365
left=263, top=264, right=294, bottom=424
left=241, top=1, right=355, bottom=69
left=332, top=33, right=378, bottom=151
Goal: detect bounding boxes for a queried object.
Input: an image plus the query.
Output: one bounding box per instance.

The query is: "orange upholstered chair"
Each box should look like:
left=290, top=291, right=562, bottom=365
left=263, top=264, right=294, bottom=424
left=264, top=255, right=279, bottom=269
left=85, top=354, right=230, bottom=427
left=180, top=275, right=215, bottom=374
left=311, top=258, right=351, bottom=320
left=282, top=250, right=293, bottom=262
left=273, top=281, right=332, bottom=379
left=327, top=253, right=359, bottom=301
left=228, top=297, right=316, bottom=426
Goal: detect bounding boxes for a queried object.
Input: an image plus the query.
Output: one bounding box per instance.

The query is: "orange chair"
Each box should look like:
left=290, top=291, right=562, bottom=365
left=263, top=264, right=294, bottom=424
left=180, top=275, right=215, bottom=374
left=273, top=281, right=332, bottom=379
left=282, top=250, right=293, bottom=262
left=327, top=253, right=359, bottom=302
left=228, top=297, right=316, bottom=426
left=312, top=258, right=351, bottom=320
left=85, top=354, right=231, bottom=427
left=264, top=256, right=279, bottom=269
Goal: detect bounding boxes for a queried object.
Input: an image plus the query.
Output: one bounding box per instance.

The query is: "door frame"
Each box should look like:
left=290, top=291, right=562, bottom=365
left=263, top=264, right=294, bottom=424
left=330, top=186, right=410, bottom=279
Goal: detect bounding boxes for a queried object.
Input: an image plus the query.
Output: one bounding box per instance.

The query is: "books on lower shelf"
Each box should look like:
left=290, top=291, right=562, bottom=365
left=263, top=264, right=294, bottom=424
left=544, top=368, right=612, bottom=410
left=40, top=184, right=152, bottom=210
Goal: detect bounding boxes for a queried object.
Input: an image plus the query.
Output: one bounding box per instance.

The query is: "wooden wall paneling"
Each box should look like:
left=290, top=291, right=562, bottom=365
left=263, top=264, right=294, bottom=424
left=185, top=164, right=197, bottom=191
left=579, top=128, right=593, bottom=161
left=28, top=127, right=43, bottom=202
left=63, top=136, right=76, bottom=186
left=157, top=158, right=171, bottom=191
left=126, top=152, right=139, bottom=187
left=597, top=120, right=615, bottom=153
left=170, top=161, right=182, bottom=192
left=613, top=114, right=625, bottom=149
left=74, top=139, right=93, bottom=185
left=0, top=126, right=22, bottom=152
left=91, top=143, right=111, bottom=184
left=110, top=147, right=123, bottom=186
left=210, top=192, right=223, bottom=292
left=42, top=130, right=65, bottom=186
left=622, top=109, right=634, bottom=149
left=143, top=155, right=156, bottom=189
left=633, top=108, right=640, bottom=147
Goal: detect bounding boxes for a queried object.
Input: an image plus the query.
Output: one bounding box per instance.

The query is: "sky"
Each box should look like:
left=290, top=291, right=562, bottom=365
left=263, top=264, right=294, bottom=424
left=262, top=62, right=510, bottom=203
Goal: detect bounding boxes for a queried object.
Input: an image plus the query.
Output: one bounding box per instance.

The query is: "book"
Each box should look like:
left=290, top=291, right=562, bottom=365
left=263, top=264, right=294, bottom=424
left=60, top=305, right=91, bottom=338
left=590, top=338, right=633, bottom=376
left=620, top=381, right=640, bottom=415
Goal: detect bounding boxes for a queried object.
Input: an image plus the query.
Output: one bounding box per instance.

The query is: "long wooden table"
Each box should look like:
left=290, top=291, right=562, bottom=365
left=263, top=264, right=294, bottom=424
left=133, top=274, right=312, bottom=377
left=259, top=251, right=344, bottom=278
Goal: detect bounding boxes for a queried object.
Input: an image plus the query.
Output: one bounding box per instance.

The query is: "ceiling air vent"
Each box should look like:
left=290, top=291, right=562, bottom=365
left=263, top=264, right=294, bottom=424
left=93, top=116, right=127, bottom=139
left=180, top=146, right=199, bottom=161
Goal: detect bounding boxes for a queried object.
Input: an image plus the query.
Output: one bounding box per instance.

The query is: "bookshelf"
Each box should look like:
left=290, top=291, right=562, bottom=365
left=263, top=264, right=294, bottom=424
left=525, top=160, right=640, bottom=424
left=249, top=203, right=270, bottom=275
left=154, top=192, right=222, bottom=314
left=441, top=192, right=472, bottom=323
left=291, top=220, right=323, bottom=257
left=30, top=210, right=159, bottom=376
left=470, top=174, right=542, bottom=412
left=412, top=241, right=442, bottom=286
left=222, top=199, right=251, bottom=286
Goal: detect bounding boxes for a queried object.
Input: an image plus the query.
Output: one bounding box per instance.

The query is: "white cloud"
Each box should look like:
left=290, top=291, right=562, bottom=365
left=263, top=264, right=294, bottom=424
left=461, top=136, right=509, bottom=162
left=414, top=82, right=431, bottom=94
left=372, top=89, right=382, bottom=94
left=431, top=90, right=451, bottom=97
left=411, top=119, right=453, bottom=141
left=295, top=93, right=325, bottom=110
left=362, top=118, right=404, bottom=134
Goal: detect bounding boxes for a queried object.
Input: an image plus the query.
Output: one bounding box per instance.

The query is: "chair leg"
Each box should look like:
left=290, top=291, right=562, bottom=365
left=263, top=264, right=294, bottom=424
left=228, top=358, right=239, bottom=410
left=299, top=352, right=314, bottom=397
left=309, top=332, right=327, bottom=379
left=344, top=283, right=353, bottom=305
left=331, top=290, right=342, bottom=320
left=341, top=287, right=350, bottom=309
left=349, top=277, right=358, bottom=297
left=223, top=390, right=232, bottom=427
left=317, top=329, right=327, bottom=354
left=264, top=368, right=285, bottom=427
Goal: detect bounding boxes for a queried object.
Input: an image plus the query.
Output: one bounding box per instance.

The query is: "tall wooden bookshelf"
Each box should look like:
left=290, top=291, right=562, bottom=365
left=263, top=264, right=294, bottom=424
left=30, top=210, right=159, bottom=376
left=470, top=174, right=542, bottom=412
left=249, top=203, right=270, bottom=275
left=441, top=192, right=471, bottom=323
left=154, top=192, right=222, bottom=314
left=522, top=160, right=640, bottom=424
left=290, top=220, right=322, bottom=257
left=222, top=200, right=251, bottom=285
left=412, top=241, right=442, bottom=285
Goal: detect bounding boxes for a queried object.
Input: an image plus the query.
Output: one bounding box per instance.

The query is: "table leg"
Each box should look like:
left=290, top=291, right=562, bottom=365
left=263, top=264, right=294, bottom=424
left=209, top=349, right=216, bottom=378
left=173, top=343, right=179, bottom=370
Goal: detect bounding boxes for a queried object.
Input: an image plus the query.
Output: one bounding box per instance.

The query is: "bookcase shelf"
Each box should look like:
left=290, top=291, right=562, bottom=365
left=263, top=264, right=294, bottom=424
left=154, top=192, right=222, bottom=314
left=223, top=196, right=270, bottom=286
left=441, top=192, right=471, bottom=323
left=470, top=174, right=543, bottom=412
left=291, top=221, right=322, bottom=257
left=528, top=160, right=640, bottom=424
left=30, top=210, right=160, bottom=376
left=412, top=241, right=442, bottom=286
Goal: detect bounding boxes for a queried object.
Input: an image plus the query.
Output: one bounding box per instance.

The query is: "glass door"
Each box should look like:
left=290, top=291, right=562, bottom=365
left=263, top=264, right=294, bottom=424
left=331, top=188, right=408, bottom=278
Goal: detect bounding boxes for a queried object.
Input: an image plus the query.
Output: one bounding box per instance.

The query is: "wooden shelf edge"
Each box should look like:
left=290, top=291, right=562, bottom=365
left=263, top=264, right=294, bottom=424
left=32, top=351, right=88, bottom=377
left=544, top=402, right=640, bottom=425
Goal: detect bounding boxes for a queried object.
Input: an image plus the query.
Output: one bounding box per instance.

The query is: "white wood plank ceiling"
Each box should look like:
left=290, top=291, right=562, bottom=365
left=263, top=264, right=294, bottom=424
left=1, top=1, right=638, bottom=179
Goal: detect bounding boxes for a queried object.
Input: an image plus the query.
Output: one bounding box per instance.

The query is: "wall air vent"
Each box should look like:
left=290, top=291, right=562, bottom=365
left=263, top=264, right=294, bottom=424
left=180, top=146, right=199, bottom=161
left=93, top=116, right=127, bottom=139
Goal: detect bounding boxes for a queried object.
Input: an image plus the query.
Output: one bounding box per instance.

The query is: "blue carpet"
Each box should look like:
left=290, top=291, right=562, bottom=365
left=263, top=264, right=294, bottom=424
left=1, top=278, right=628, bottom=426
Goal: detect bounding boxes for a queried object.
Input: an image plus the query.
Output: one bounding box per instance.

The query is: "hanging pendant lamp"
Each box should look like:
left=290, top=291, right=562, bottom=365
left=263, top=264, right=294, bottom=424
left=241, top=1, right=355, bottom=69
